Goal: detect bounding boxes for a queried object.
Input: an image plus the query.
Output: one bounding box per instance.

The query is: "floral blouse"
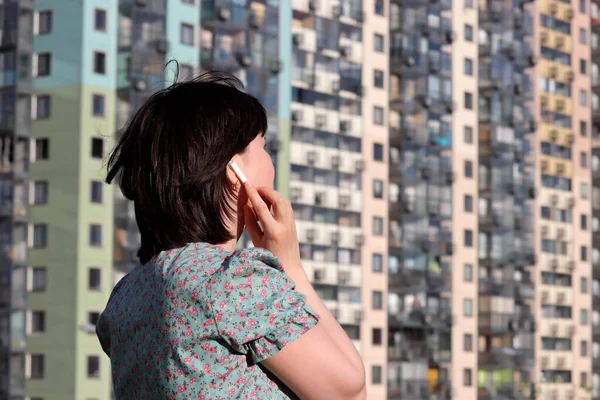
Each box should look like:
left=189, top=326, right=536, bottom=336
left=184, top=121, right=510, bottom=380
left=96, top=243, right=320, bottom=399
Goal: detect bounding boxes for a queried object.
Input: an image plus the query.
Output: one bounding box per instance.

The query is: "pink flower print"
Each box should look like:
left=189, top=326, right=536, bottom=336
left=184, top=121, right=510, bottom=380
left=190, top=377, right=197, bottom=384
left=177, top=368, right=184, bottom=376
left=191, top=275, right=198, bottom=281
left=219, top=300, right=227, bottom=308
left=228, top=388, right=236, bottom=396
left=257, top=302, right=264, bottom=311
left=260, top=288, right=268, bottom=297
left=184, top=356, right=192, bottom=364
left=261, top=276, right=271, bottom=285
left=209, top=267, right=216, bottom=274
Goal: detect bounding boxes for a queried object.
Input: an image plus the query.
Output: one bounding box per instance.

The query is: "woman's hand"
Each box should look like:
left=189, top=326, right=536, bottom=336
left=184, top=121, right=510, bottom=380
left=242, top=183, right=301, bottom=269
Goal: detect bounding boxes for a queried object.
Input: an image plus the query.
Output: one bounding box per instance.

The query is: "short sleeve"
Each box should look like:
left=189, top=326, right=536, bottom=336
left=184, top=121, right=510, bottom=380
left=205, top=249, right=319, bottom=365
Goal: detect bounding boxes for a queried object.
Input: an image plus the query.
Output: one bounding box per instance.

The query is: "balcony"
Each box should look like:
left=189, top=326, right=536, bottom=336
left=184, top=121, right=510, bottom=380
left=479, top=312, right=513, bottom=335
left=479, top=347, right=517, bottom=367
left=479, top=278, right=515, bottom=297
left=388, top=378, right=428, bottom=399
left=388, top=341, right=427, bottom=361
left=200, top=0, right=255, bottom=33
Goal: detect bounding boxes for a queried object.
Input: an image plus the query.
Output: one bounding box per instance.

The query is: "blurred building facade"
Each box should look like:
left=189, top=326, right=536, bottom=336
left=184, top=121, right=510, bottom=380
left=0, top=0, right=599, bottom=399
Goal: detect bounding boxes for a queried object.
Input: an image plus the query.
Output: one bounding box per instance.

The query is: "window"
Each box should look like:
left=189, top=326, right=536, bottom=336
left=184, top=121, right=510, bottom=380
left=372, top=254, right=383, bottom=273
left=580, top=90, right=588, bottom=106
left=31, top=311, right=45, bottom=333
left=374, top=34, right=384, bottom=52
left=372, top=328, right=382, bottom=345
left=465, top=0, right=473, bottom=7
left=582, top=214, right=588, bottom=230
left=35, top=139, right=49, bottom=161
left=38, top=10, right=53, bottom=35
left=582, top=308, right=589, bottom=325
left=582, top=152, right=589, bottom=168
left=464, top=58, right=473, bottom=76
left=375, top=0, right=384, bottom=15
left=88, top=312, right=100, bottom=326
left=92, top=94, right=105, bottom=117
left=582, top=245, right=588, bottom=261
left=580, top=0, right=586, bottom=12
left=464, top=195, right=473, bottom=212
left=372, top=365, right=382, bottom=384
left=373, top=179, right=383, bottom=198
left=89, top=224, right=102, bottom=247
left=373, top=106, right=384, bottom=125
left=180, top=23, right=194, bottom=46
left=464, top=92, right=473, bottom=109
left=373, top=143, right=384, bottom=161
left=372, top=291, right=383, bottom=309
left=88, top=268, right=101, bottom=291
left=36, top=53, right=51, bottom=76
left=373, top=70, right=384, bottom=88
left=464, top=264, right=473, bottom=282
left=582, top=372, right=588, bottom=388
left=179, top=64, right=194, bottom=81
left=464, top=298, right=473, bottom=317
left=90, top=181, right=103, bottom=203
left=464, top=368, right=472, bottom=386
left=33, top=224, right=47, bottom=248
left=87, top=356, right=100, bottom=378
left=581, top=120, right=588, bottom=137
left=373, top=217, right=384, bottom=235
left=91, top=138, right=104, bottom=159
left=464, top=24, right=473, bottom=41
left=582, top=182, right=589, bottom=199
left=464, top=334, right=473, bottom=351
left=582, top=340, right=588, bottom=356
left=93, top=52, right=106, bottom=74
left=94, top=9, right=107, bottom=31
left=30, top=354, right=44, bottom=379
left=464, top=126, right=473, bottom=144
left=33, top=181, right=48, bottom=204
left=581, top=59, right=587, bottom=75
left=582, top=277, right=589, bottom=293
left=35, top=95, right=50, bottom=119
left=580, top=28, right=588, bottom=44
left=464, top=229, right=473, bottom=247
left=31, top=267, right=46, bottom=291
left=464, top=160, right=473, bottom=178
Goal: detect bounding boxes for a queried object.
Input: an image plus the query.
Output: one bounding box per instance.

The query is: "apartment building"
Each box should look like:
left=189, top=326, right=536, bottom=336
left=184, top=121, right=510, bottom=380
left=1, top=0, right=600, bottom=400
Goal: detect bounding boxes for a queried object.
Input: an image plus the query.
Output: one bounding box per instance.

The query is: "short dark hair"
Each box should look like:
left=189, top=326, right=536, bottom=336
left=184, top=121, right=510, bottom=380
left=106, top=71, right=267, bottom=264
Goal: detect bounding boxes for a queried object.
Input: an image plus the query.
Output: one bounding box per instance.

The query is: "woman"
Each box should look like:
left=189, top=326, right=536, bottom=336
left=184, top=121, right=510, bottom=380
left=97, top=71, right=366, bottom=399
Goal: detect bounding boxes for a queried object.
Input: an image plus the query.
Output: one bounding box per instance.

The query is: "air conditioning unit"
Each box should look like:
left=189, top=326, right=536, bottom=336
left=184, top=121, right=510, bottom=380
left=315, top=114, right=327, bottom=128
left=314, top=192, right=326, bottom=205
left=308, top=0, right=319, bottom=11
left=550, top=3, right=558, bottom=14
left=339, top=270, right=350, bottom=284
left=557, top=293, right=565, bottom=304
left=330, top=231, right=340, bottom=245
left=355, top=160, right=365, bottom=173
left=419, top=95, right=432, bottom=109
left=248, top=12, right=261, bottom=29
left=567, top=197, right=575, bottom=208
left=339, top=46, right=352, bottom=58
left=340, top=120, right=351, bottom=132
left=556, top=163, right=565, bottom=175
left=568, top=325, right=576, bottom=336
left=331, top=80, right=340, bottom=92
left=557, top=228, right=565, bottom=238
left=542, top=291, right=549, bottom=303
left=541, top=356, right=549, bottom=368
left=291, top=187, right=303, bottom=201
left=567, top=70, right=575, bottom=82
left=551, top=323, right=558, bottom=335
left=556, top=37, right=564, bottom=49
left=556, top=356, right=565, bottom=368
left=236, top=51, right=252, bottom=67
left=542, top=226, right=549, bottom=237
left=218, top=7, right=231, bottom=21
left=331, top=155, right=341, bottom=169
left=292, top=33, right=304, bottom=47
left=567, top=261, right=575, bottom=271
left=156, top=38, right=168, bottom=54
left=268, top=60, right=282, bottom=74
left=551, top=258, right=558, bottom=269
left=306, top=150, right=317, bottom=164
left=355, top=234, right=365, bottom=247
left=566, top=8, right=574, bottom=19
left=550, top=130, right=558, bottom=141
left=331, top=5, right=341, bottom=18
left=541, top=32, right=549, bottom=44
left=292, top=110, right=303, bottom=122
left=541, top=96, right=549, bottom=108
left=354, top=310, right=362, bottom=323
left=306, top=228, right=316, bottom=242
left=550, top=66, right=558, bottom=78
left=556, top=100, right=565, bottom=111
left=133, top=79, right=147, bottom=92
left=313, top=269, right=324, bottom=282
left=541, top=160, right=549, bottom=172
left=339, top=195, right=350, bottom=208
left=306, top=73, right=317, bottom=87
left=551, top=194, right=559, bottom=205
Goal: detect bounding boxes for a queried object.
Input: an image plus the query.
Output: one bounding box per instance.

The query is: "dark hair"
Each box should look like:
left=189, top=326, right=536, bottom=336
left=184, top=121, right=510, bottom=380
left=106, top=71, right=267, bottom=264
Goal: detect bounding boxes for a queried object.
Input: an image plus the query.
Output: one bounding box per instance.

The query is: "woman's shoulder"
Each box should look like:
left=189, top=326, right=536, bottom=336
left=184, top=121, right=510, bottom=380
left=152, top=243, right=284, bottom=284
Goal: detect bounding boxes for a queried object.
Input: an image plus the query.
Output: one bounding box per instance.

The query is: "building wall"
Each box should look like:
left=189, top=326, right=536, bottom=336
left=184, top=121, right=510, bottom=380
left=452, top=1, right=478, bottom=399
left=360, top=0, right=389, bottom=397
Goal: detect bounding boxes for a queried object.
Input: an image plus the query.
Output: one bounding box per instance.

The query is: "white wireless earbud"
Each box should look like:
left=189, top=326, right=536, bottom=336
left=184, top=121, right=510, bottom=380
left=227, top=160, right=248, bottom=184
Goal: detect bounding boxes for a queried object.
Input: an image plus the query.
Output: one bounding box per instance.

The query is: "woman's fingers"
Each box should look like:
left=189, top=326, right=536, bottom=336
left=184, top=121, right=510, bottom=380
left=256, top=187, right=292, bottom=222
left=244, top=182, right=275, bottom=225
left=244, top=205, right=263, bottom=243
